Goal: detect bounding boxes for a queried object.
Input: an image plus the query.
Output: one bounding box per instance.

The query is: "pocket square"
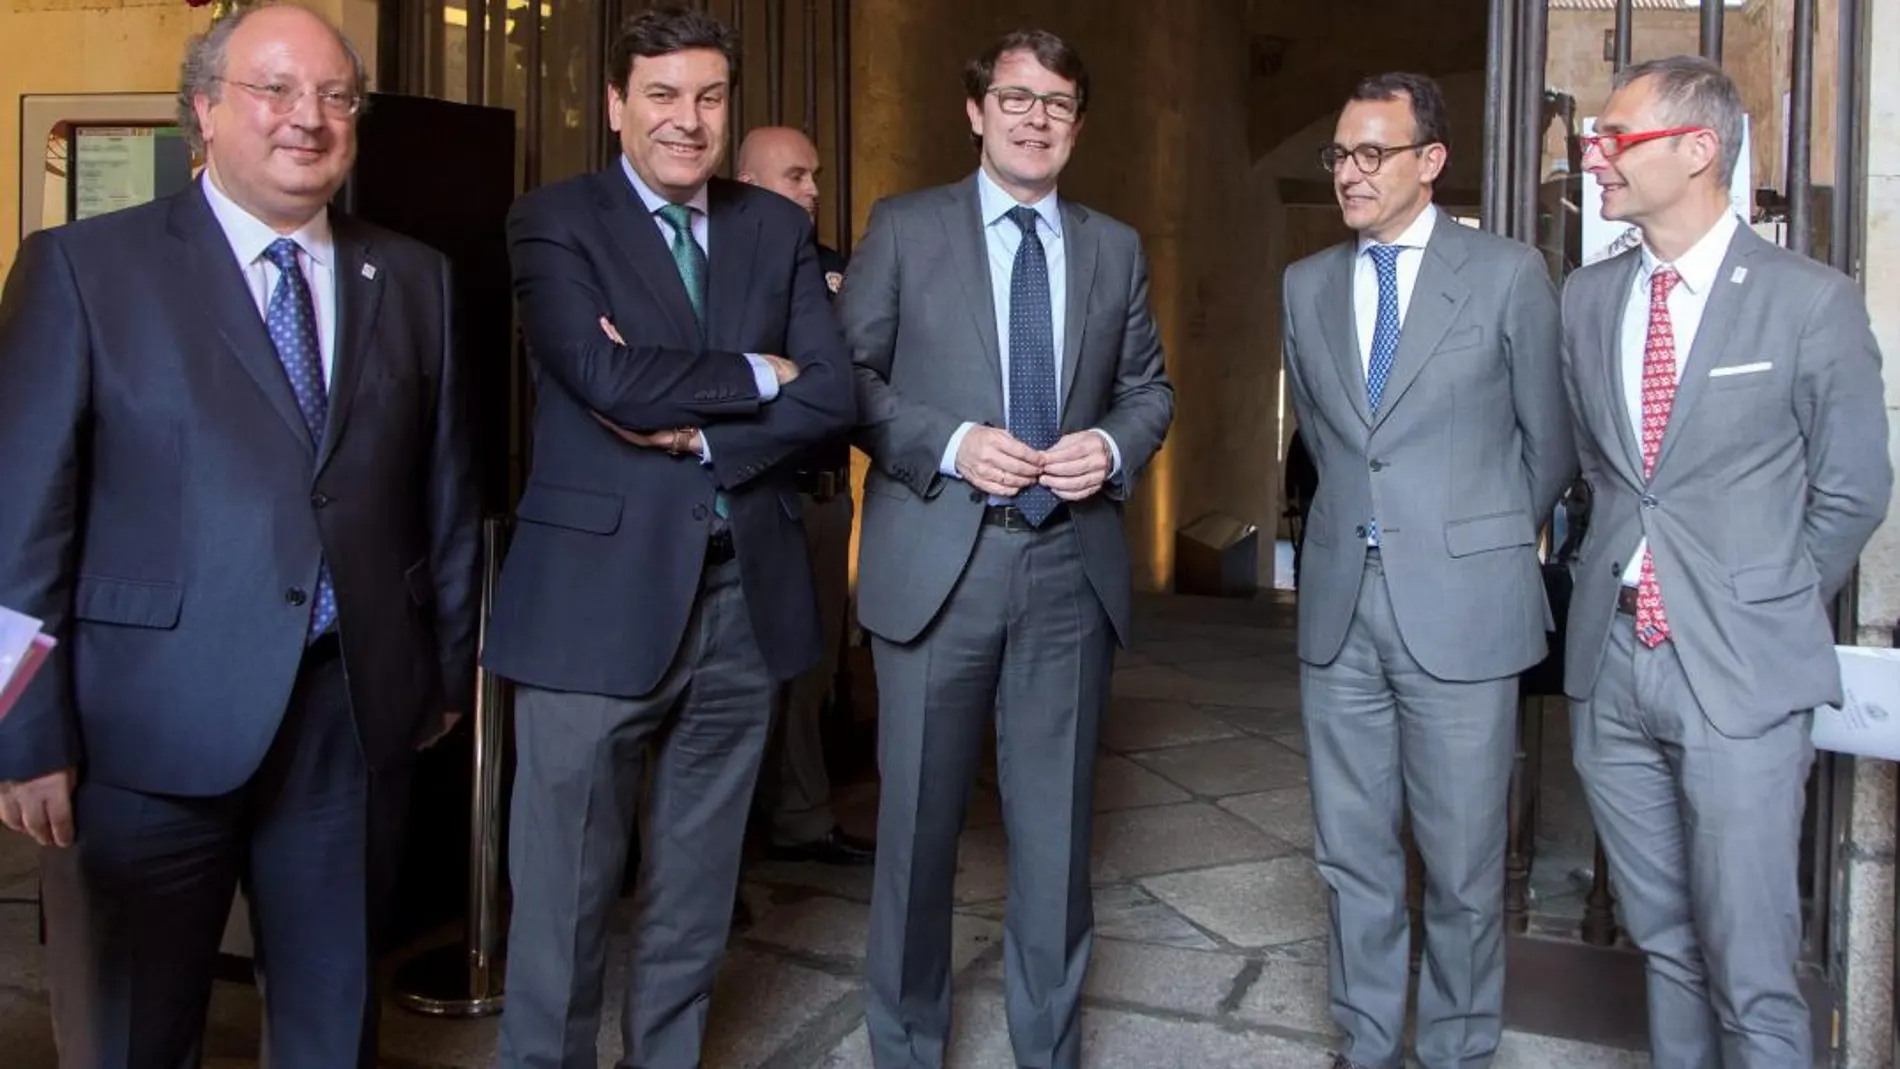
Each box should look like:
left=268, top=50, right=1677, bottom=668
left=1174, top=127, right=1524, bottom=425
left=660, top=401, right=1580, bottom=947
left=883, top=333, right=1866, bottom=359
left=1709, top=361, right=1772, bottom=378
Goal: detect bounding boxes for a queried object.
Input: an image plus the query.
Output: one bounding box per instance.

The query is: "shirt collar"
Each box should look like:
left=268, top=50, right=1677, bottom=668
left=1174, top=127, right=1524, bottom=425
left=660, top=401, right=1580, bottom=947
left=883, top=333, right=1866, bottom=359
left=1638, top=210, right=1740, bottom=296
left=976, top=166, right=1062, bottom=241
left=1356, top=202, right=1439, bottom=256
left=620, top=154, right=711, bottom=219
left=200, top=169, right=333, bottom=269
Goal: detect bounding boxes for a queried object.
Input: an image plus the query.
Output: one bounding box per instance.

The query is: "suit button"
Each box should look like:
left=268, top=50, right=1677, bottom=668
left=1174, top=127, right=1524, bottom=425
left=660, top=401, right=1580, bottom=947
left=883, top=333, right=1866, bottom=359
left=1354, top=525, right=1368, bottom=539
left=970, top=489, right=984, bottom=503
left=1369, top=460, right=1385, bottom=472
left=693, top=504, right=709, bottom=521
left=1640, top=494, right=1658, bottom=509
left=1611, top=563, right=1620, bottom=574
left=285, top=587, right=307, bottom=606
left=311, top=492, right=331, bottom=509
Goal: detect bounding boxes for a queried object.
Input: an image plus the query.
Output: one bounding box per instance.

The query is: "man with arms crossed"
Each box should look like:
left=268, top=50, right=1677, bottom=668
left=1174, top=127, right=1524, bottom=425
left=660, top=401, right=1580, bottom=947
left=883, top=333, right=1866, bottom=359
left=735, top=124, right=874, bottom=867
left=481, top=8, right=855, bottom=1067
left=1563, top=55, right=1889, bottom=1068
left=0, top=5, right=480, bottom=1065
left=1281, top=72, right=1572, bottom=1069
left=840, top=29, right=1173, bottom=1069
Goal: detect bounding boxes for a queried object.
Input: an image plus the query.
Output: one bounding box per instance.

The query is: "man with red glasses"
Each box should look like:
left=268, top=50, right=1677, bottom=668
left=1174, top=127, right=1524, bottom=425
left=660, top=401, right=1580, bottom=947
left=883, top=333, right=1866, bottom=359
left=1562, top=54, right=1889, bottom=1068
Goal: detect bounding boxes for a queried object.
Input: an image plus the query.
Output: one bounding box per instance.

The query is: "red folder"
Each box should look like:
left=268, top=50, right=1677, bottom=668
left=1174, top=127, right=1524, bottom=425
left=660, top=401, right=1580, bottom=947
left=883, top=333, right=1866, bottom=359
left=0, top=633, right=54, bottom=723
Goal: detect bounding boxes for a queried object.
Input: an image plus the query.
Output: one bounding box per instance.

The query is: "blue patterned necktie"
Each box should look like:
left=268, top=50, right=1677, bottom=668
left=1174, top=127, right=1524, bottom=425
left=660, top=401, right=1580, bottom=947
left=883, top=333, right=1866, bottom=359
left=261, top=238, right=336, bottom=639
left=655, top=203, right=727, bottom=519
left=1365, top=243, right=1403, bottom=415
left=1364, top=243, right=1403, bottom=547
left=1005, top=205, right=1060, bottom=526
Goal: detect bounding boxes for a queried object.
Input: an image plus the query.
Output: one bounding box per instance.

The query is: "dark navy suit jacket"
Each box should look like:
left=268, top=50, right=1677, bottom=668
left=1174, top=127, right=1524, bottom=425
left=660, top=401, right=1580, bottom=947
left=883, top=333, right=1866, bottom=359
left=0, top=182, right=482, bottom=795
left=481, top=167, right=855, bottom=695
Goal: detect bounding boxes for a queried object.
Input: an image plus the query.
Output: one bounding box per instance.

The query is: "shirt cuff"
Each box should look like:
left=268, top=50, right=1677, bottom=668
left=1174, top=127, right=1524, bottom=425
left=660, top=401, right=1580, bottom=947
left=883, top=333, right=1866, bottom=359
left=698, top=431, right=714, bottom=466
left=1092, top=428, right=1124, bottom=478
left=940, top=422, right=977, bottom=479
left=744, top=354, right=781, bottom=401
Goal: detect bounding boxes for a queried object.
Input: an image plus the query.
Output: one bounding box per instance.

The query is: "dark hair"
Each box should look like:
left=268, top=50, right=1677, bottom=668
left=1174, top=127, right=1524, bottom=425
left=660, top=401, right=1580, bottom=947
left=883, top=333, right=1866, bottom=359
left=608, top=6, right=741, bottom=95
left=1613, top=54, right=1744, bottom=185
left=962, top=29, right=1090, bottom=114
left=1349, top=72, right=1451, bottom=152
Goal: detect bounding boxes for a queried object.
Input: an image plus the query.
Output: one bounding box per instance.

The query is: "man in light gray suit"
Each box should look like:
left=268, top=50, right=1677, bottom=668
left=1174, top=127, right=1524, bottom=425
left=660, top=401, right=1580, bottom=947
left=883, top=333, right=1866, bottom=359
left=1281, top=73, right=1573, bottom=1069
left=1562, top=56, right=1889, bottom=1068
left=839, top=28, right=1173, bottom=1069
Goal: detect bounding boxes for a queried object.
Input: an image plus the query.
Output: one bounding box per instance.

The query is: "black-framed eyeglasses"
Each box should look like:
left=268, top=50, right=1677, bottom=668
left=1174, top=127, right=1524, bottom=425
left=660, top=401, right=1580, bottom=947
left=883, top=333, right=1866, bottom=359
left=987, top=86, right=1082, bottom=123
left=1319, top=141, right=1431, bottom=175
left=220, top=78, right=363, bottom=119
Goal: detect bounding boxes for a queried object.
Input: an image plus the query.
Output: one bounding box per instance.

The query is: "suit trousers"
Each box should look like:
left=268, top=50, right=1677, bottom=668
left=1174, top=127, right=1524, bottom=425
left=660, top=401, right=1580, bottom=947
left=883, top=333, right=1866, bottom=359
left=864, top=518, right=1114, bottom=1069
left=497, top=557, right=775, bottom=1069
left=1300, top=551, right=1517, bottom=1069
left=1572, top=616, right=1814, bottom=1069
left=760, top=489, right=855, bottom=846
left=42, top=634, right=371, bottom=1069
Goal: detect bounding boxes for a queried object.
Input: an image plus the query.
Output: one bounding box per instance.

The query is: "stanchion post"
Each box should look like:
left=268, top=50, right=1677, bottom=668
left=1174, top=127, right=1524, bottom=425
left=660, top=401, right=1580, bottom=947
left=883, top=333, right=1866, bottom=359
left=393, top=516, right=511, bottom=1017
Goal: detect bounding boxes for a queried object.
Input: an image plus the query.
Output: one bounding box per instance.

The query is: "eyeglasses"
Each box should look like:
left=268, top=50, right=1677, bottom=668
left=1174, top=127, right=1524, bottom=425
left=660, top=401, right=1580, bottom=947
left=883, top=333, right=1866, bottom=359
left=1319, top=142, right=1431, bottom=175
left=1574, top=126, right=1708, bottom=159
left=220, top=78, right=363, bottom=119
left=987, top=87, right=1081, bottom=123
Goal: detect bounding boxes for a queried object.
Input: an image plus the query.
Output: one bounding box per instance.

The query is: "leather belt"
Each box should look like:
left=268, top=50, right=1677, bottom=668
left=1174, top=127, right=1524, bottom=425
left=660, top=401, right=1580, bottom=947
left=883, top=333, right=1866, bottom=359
left=706, top=529, right=736, bottom=566
left=1616, top=585, right=1640, bottom=616
left=794, top=468, right=849, bottom=501
left=982, top=503, right=1070, bottom=531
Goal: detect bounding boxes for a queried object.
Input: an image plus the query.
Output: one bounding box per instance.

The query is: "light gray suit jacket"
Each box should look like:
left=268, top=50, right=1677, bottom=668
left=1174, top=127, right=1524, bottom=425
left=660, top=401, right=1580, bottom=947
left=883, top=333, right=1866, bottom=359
left=1559, top=224, right=1891, bottom=737
left=1283, top=211, right=1574, bottom=681
left=841, top=173, right=1174, bottom=646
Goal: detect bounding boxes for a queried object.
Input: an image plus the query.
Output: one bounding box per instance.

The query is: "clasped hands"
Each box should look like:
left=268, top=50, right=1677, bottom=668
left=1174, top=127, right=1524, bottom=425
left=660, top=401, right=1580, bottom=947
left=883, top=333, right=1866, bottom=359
left=591, top=316, right=797, bottom=452
left=956, top=425, right=1113, bottom=501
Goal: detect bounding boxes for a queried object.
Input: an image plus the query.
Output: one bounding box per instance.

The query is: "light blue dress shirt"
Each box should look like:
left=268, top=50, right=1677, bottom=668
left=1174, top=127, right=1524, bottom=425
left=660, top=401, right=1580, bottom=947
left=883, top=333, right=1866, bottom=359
left=939, top=168, right=1122, bottom=490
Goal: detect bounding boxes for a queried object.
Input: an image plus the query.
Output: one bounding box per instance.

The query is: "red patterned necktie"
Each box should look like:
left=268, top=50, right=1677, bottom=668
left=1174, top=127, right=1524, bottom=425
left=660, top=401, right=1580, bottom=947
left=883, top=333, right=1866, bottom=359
left=1636, top=266, right=1681, bottom=647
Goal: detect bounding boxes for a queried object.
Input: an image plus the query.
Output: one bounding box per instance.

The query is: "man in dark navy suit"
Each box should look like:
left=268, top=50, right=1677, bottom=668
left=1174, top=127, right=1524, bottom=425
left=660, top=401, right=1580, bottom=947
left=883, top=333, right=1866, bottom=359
left=736, top=125, right=874, bottom=869
left=0, top=6, right=479, bottom=1067
left=481, top=8, right=855, bottom=1068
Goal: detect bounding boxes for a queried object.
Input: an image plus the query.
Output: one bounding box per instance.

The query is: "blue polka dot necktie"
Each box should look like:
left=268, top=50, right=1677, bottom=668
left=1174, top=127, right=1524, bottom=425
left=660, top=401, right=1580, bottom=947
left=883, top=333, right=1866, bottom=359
left=656, top=203, right=727, bottom=518
left=1364, top=243, right=1403, bottom=547
left=262, top=238, right=336, bottom=639
left=1005, top=205, right=1060, bottom=527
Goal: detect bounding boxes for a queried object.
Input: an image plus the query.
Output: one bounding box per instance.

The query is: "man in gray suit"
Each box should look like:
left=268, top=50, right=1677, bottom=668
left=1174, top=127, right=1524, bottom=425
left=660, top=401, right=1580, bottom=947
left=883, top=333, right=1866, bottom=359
left=839, top=28, right=1173, bottom=1069
left=1563, top=56, right=1890, bottom=1068
left=1281, top=73, right=1573, bottom=1069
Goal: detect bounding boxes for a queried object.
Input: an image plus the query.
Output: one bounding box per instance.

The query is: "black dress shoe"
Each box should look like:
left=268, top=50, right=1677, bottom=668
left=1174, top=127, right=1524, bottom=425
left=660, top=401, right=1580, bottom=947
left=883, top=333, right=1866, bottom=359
left=765, top=825, right=876, bottom=865
left=1330, top=1055, right=1375, bottom=1069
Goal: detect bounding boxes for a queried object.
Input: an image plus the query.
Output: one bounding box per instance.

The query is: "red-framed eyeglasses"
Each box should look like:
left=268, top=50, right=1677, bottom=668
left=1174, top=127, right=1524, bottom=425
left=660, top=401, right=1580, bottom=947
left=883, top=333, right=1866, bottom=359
left=1575, top=126, right=1709, bottom=159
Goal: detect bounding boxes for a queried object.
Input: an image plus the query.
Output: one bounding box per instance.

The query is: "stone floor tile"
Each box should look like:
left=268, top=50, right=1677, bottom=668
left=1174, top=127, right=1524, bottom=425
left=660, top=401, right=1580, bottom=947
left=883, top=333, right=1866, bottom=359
left=1202, top=701, right=1306, bottom=737
left=1220, top=787, right=1316, bottom=851
left=1078, top=1000, right=1336, bottom=1068
left=1079, top=938, right=1246, bottom=1017
left=1131, top=737, right=1308, bottom=798
left=1141, top=857, right=1328, bottom=949
left=1232, top=954, right=1336, bottom=1038
left=746, top=858, right=877, bottom=904
left=1092, top=754, right=1191, bottom=812
left=1271, top=731, right=1309, bottom=756
left=1109, top=664, right=1290, bottom=709
left=1088, top=884, right=1224, bottom=950
left=1493, top=1028, right=1652, bottom=1067
left=1101, top=698, right=1245, bottom=753
left=1091, top=803, right=1292, bottom=883
left=745, top=892, right=999, bottom=974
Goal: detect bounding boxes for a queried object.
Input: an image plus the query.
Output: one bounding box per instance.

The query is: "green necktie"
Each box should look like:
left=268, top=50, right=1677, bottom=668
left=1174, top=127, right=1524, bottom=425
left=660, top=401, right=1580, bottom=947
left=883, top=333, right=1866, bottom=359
left=657, top=203, right=706, bottom=323
left=656, top=202, right=726, bottom=518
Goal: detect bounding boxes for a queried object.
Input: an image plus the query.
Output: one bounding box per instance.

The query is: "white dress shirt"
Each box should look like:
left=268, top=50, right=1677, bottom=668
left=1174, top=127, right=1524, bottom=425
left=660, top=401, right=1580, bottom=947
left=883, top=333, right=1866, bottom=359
left=1617, top=210, right=1741, bottom=585
left=201, top=171, right=336, bottom=388
left=939, top=168, right=1122, bottom=486
left=1353, top=202, right=1438, bottom=374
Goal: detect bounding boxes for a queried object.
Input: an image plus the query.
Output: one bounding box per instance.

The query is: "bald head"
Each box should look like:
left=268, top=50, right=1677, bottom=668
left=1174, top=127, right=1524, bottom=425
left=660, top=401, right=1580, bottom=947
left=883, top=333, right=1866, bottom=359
left=737, top=126, right=821, bottom=220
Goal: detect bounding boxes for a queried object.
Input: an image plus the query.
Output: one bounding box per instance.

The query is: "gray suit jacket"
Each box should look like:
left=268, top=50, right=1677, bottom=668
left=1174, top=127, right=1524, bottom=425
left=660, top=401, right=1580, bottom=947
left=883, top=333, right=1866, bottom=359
left=1283, top=211, right=1574, bottom=681
left=841, top=173, right=1174, bottom=645
left=1559, top=224, right=1891, bottom=737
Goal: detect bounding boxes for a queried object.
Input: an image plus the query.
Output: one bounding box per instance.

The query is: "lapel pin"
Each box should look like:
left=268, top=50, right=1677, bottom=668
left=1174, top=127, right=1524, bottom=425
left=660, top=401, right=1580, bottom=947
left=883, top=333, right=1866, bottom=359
left=362, top=262, right=378, bottom=281
left=1730, top=266, right=1747, bottom=284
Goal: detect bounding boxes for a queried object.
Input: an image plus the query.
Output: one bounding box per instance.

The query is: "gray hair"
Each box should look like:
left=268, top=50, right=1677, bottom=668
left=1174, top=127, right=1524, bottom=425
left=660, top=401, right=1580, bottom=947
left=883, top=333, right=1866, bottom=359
left=1612, top=54, right=1744, bottom=185
left=176, top=2, right=370, bottom=155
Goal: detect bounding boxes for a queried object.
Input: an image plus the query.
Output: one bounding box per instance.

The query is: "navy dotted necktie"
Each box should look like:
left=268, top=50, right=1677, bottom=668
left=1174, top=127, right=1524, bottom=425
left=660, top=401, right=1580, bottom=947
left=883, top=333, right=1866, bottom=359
left=262, top=238, right=336, bottom=639
left=1005, top=205, right=1060, bottom=527
left=1365, top=244, right=1403, bottom=415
